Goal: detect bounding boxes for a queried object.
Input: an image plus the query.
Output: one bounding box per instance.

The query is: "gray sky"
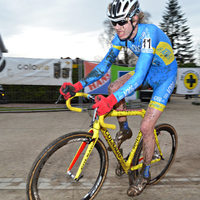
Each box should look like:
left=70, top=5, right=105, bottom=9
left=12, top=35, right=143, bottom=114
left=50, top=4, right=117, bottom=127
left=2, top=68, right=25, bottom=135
left=1, top=0, right=199, bottom=61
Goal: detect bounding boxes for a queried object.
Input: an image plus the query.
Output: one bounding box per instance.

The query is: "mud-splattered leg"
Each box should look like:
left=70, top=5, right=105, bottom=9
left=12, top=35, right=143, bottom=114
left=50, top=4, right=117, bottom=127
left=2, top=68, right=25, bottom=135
left=127, top=106, right=162, bottom=197
left=107, top=73, right=133, bottom=151
left=140, top=106, right=162, bottom=165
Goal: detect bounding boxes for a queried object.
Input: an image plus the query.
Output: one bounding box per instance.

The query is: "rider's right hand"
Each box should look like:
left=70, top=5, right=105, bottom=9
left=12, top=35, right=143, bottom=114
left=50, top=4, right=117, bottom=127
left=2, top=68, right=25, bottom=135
left=59, top=82, right=83, bottom=100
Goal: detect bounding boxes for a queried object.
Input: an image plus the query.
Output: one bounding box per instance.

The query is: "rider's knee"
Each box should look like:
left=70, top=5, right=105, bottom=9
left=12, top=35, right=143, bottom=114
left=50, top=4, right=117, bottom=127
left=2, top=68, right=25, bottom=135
left=140, top=124, right=154, bottom=137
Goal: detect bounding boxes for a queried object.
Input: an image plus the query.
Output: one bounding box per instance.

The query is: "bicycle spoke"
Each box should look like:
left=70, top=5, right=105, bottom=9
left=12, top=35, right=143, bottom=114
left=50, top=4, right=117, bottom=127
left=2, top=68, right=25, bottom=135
left=27, top=132, right=108, bottom=200
left=132, top=124, right=178, bottom=186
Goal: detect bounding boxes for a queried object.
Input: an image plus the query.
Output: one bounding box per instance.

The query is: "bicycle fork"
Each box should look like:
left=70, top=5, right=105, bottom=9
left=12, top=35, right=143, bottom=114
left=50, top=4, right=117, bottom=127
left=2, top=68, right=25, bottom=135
left=66, top=121, right=100, bottom=181
left=67, top=141, right=87, bottom=180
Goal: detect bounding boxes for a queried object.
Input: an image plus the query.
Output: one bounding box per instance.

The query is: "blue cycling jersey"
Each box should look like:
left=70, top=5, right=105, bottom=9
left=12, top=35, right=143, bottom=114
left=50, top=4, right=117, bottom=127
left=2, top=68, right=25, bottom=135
left=80, top=24, right=177, bottom=112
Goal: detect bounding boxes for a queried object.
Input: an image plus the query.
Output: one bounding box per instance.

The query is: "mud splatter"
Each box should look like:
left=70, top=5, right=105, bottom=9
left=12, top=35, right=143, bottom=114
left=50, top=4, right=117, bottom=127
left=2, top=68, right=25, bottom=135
left=105, top=49, right=116, bottom=64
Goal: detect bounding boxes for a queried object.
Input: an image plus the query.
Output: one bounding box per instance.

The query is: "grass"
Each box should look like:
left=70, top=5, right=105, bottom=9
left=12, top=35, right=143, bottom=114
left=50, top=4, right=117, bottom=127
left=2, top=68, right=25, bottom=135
left=0, top=107, right=68, bottom=112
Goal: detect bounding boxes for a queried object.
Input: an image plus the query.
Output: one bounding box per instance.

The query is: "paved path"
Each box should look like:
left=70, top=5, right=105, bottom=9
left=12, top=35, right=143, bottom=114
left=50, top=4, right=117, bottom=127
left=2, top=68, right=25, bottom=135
left=0, top=96, right=200, bottom=199
left=1, top=176, right=200, bottom=190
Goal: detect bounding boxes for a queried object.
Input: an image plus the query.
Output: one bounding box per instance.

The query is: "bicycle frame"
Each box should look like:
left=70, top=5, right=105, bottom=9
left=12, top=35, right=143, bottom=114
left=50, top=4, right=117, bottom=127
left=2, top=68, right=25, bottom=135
left=66, top=93, right=163, bottom=181
left=102, top=110, right=163, bottom=173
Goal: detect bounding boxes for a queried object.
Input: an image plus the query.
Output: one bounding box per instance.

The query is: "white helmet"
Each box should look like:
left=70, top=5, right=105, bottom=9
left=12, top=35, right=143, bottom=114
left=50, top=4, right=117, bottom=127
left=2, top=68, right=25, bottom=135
left=107, top=0, right=140, bottom=22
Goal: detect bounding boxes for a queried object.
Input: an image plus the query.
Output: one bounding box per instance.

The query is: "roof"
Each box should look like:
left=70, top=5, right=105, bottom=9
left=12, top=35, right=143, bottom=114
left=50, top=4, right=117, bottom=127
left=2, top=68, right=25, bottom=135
left=0, top=34, right=8, bottom=53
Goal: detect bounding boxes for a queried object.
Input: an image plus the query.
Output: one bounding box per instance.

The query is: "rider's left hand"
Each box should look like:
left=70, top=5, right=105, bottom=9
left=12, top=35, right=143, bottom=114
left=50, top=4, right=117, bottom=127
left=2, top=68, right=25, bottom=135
left=92, top=94, right=118, bottom=116
left=59, top=82, right=83, bottom=100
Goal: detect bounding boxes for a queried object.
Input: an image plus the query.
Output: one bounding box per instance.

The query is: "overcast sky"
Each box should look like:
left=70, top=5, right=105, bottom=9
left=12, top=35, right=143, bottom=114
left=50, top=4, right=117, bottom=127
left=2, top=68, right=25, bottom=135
left=1, top=0, right=199, bottom=61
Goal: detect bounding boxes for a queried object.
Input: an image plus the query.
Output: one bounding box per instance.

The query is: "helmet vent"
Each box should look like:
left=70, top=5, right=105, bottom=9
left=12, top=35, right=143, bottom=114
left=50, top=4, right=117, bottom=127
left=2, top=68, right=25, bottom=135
left=117, top=2, right=122, bottom=13
left=123, top=2, right=129, bottom=12
left=112, top=5, right=116, bottom=16
left=107, top=0, right=140, bottom=21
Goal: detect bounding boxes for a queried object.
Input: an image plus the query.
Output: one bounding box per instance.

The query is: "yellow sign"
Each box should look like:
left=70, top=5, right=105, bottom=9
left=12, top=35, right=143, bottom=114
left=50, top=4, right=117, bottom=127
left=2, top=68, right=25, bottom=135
left=73, top=64, right=78, bottom=68
left=184, top=73, right=198, bottom=90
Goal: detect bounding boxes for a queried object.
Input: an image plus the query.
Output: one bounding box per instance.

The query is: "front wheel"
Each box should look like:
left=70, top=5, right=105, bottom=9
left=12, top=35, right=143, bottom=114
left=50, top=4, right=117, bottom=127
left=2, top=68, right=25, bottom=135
left=132, top=123, right=178, bottom=185
left=26, top=131, right=108, bottom=200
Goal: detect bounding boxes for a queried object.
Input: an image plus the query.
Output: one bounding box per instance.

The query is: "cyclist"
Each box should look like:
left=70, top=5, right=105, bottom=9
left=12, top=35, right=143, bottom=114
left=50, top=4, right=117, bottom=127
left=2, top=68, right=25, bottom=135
left=60, top=0, right=177, bottom=197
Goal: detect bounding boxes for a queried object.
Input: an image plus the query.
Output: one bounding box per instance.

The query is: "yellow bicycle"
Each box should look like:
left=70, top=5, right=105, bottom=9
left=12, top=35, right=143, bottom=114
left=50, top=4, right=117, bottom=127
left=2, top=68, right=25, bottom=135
left=26, top=91, right=178, bottom=200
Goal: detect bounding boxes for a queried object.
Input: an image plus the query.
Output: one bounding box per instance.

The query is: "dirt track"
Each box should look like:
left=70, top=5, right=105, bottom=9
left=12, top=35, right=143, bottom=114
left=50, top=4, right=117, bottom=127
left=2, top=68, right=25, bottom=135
left=0, top=96, right=200, bottom=200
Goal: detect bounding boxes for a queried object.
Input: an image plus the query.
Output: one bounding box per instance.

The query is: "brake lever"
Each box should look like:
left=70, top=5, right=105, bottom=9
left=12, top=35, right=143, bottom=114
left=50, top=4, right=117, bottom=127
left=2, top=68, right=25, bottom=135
left=55, top=86, right=76, bottom=104
left=55, top=94, right=63, bottom=104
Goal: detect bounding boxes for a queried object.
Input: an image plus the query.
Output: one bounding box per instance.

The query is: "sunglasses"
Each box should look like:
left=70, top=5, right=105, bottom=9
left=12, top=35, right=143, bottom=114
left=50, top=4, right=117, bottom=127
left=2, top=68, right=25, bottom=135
left=111, top=20, right=129, bottom=26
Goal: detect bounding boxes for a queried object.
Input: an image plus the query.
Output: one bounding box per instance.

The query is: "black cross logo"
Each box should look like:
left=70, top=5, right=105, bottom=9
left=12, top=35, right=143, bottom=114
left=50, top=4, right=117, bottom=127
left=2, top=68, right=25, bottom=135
left=187, top=75, right=196, bottom=87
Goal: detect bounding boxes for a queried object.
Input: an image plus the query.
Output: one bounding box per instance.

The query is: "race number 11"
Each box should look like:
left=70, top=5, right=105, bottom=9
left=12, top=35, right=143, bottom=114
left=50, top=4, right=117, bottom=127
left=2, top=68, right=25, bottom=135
left=142, top=38, right=152, bottom=49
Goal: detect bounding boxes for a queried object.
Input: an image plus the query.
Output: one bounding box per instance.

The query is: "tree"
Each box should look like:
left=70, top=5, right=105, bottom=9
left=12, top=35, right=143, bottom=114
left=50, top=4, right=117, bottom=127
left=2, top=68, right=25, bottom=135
left=98, top=20, right=115, bottom=51
left=196, top=41, right=200, bottom=66
left=159, top=0, right=195, bottom=65
left=98, top=12, right=151, bottom=66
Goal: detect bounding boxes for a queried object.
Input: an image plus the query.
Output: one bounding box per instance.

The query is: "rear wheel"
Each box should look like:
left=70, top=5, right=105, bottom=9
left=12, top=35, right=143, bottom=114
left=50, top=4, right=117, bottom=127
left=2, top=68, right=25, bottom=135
left=26, top=131, right=108, bottom=200
left=132, top=123, right=178, bottom=185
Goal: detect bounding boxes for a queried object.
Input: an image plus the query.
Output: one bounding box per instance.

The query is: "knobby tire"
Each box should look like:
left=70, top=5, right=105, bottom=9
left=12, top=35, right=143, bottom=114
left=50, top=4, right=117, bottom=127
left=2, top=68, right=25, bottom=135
left=26, top=131, right=108, bottom=200
left=132, top=123, right=178, bottom=185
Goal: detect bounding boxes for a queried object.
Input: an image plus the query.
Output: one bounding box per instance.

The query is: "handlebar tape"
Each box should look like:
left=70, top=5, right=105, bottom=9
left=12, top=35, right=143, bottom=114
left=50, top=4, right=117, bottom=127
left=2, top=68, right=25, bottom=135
left=66, top=93, right=90, bottom=113
left=66, top=93, right=116, bottom=129
left=99, top=116, right=116, bottom=130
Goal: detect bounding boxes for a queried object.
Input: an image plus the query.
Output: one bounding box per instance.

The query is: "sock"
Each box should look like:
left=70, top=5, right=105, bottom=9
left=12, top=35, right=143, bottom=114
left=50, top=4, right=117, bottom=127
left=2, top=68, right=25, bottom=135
left=123, top=121, right=129, bottom=131
left=143, top=164, right=150, bottom=178
left=119, top=121, right=129, bottom=131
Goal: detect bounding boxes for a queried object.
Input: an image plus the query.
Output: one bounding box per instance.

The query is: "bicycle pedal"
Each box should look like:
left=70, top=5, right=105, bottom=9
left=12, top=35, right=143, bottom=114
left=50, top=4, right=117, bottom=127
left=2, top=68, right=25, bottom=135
left=115, top=151, right=131, bottom=177
left=115, top=162, right=125, bottom=177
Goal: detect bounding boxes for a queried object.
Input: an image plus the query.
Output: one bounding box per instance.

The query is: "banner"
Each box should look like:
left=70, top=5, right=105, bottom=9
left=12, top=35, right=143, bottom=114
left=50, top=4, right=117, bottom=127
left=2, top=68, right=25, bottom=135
left=0, top=57, right=72, bottom=85
left=111, top=64, right=138, bottom=101
left=84, top=61, right=110, bottom=94
left=176, top=68, right=200, bottom=94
